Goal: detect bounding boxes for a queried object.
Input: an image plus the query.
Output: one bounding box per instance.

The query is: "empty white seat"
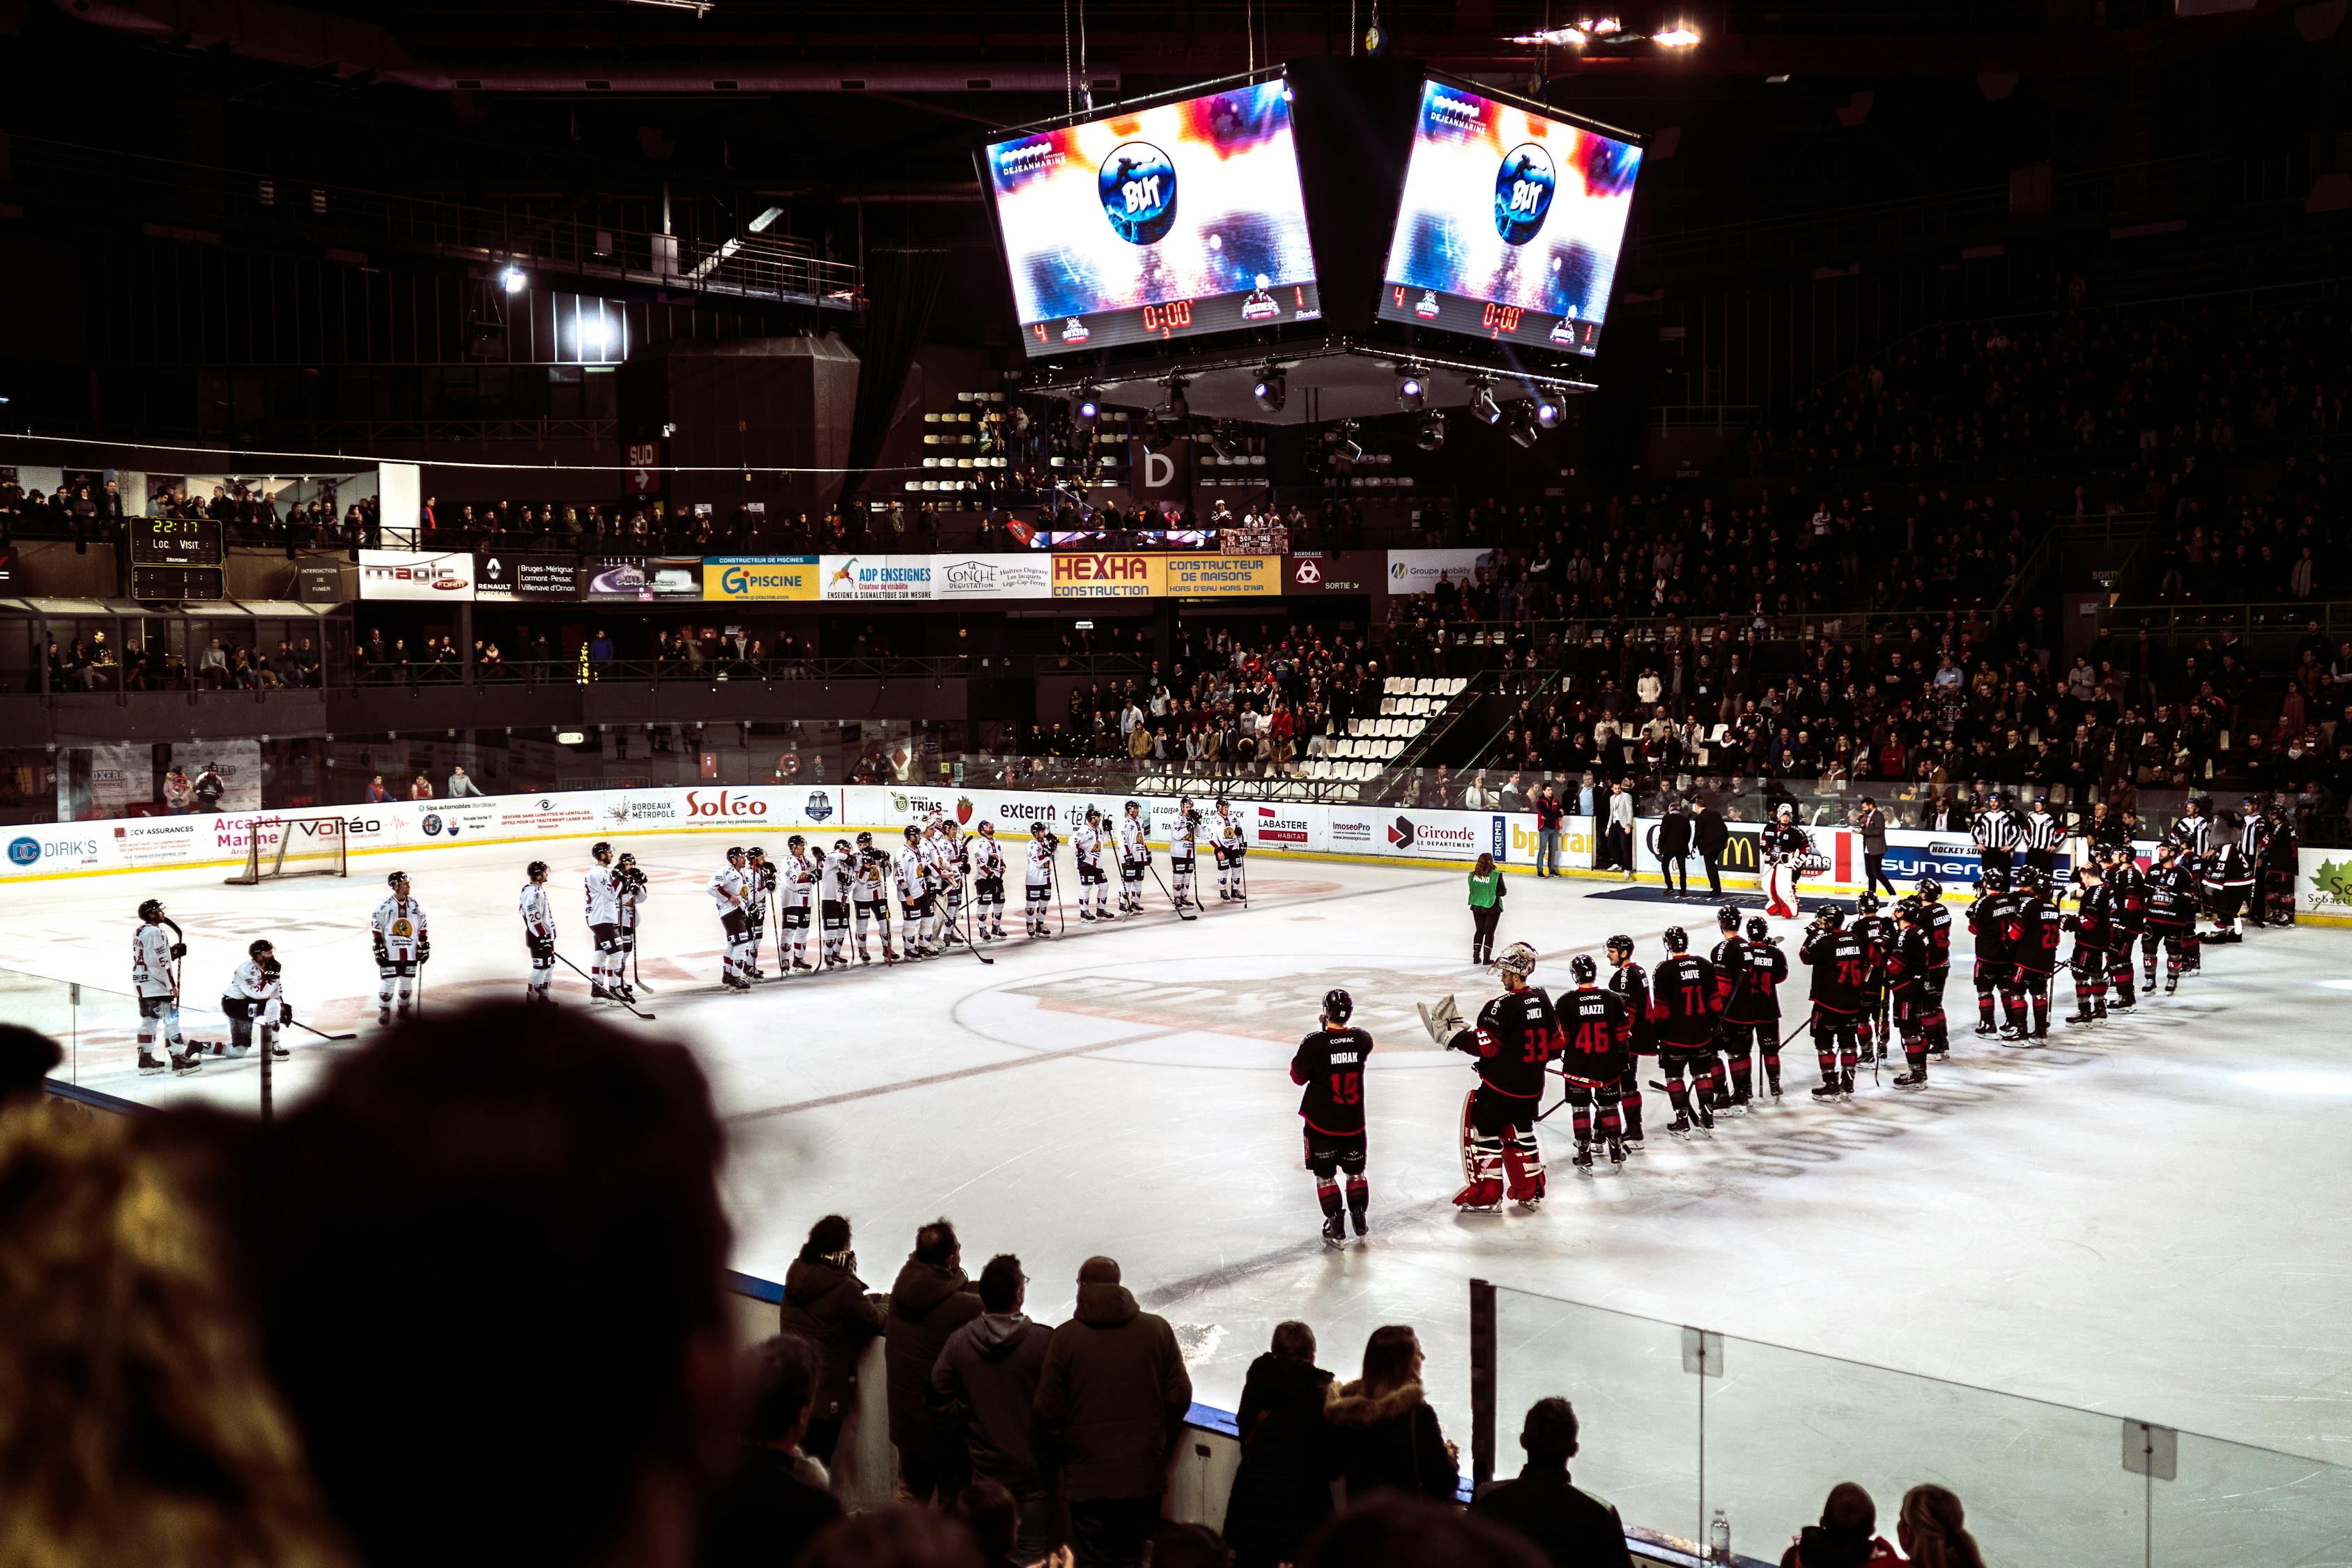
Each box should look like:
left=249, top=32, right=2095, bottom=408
left=1408, top=677, right=1430, bottom=697
left=1348, top=716, right=1366, bottom=737
left=1384, top=676, right=1407, bottom=695
left=1378, top=697, right=1397, bottom=716
left=1445, top=676, right=1468, bottom=695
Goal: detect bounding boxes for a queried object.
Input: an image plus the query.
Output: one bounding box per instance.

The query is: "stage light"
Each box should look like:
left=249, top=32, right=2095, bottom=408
left=1330, top=421, right=1364, bottom=463
left=1252, top=366, right=1287, bottom=413
left=1415, top=413, right=1447, bottom=452
left=1509, top=25, right=1588, bottom=45
left=499, top=265, right=528, bottom=294
left=1073, top=387, right=1101, bottom=427
left=1396, top=369, right=1427, bottom=412
left=1656, top=24, right=1699, bottom=45
left=1504, top=401, right=1540, bottom=448
left=1533, top=394, right=1563, bottom=429
left=1165, top=378, right=1189, bottom=422
left=1209, top=423, right=1239, bottom=460
left=577, top=315, right=612, bottom=353
left=1468, top=380, right=1501, bottom=425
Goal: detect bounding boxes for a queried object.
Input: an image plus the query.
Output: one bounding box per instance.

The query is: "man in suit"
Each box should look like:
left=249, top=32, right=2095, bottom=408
left=1656, top=795, right=1693, bottom=896
left=1693, top=796, right=1730, bottom=898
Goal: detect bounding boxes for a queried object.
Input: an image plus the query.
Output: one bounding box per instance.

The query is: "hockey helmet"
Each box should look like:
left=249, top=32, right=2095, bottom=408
left=1606, top=932, right=1634, bottom=961
left=977, top=820, right=995, bottom=836
left=386, top=870, right=410, bottom=888
left=137, top=898, right=164, bottom=922
left=1662, top=925, right=1689, bottom=953
left=1745, top=916, right=1771, bottom=941
left=1813, top=901, right=1846, bottom=928
left=1323, top=987, right=1355, bottom=1025
left=1569, top=954, right=1598, bottom=985
left=248, top=938, right=275, bottom=958
left=1856, top=892, right=1880, bottom=914
left=592, top=840, right=613, bottom=863
left=835, top=840, right=852, bottom=854
left=1776, top=802, right=1795, bottom=820
left=1978, top=868, right=2008, bottom=891
left=904, top=825, right=922, bottom=841
left=527, top=860, right=548, bottom=880
left=1717, top=903, right=1743, bottom=931
left=745, top=845, right=766, bottom=860
left=788, top=834, right=805, bottom=849
left=1030, top=820, right=1047, bottom=836
left=856, top=831, right=873, bottom=848
left=1496, top=941, right=1539, bottom=981
left=1124, top=799, right=1141, bottom=815
left=725, top=846, right=746, bottom=862
left=1085, top=806, right=1102, bottom=822
left=616, top=852, right=636, bottom=868
left=1896, top=898, right=1921, bottom=924
left=1919, top=875, right=1944, bottom=899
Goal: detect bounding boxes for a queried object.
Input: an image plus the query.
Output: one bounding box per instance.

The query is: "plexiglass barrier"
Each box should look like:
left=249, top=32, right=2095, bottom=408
left=1482, top=1282, right=2352, bottom=1567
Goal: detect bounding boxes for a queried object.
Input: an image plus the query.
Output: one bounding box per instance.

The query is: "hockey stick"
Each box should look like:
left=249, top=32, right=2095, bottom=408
left=941, top=875, right=995, bottom=966
left=1149, top=859, right=1197, bottom=921
left=1050, top=858, right=1068, bottom=937
left=553, top=950, right=656, bottom=1019
left=285, top=1015, right=360, bottom=1043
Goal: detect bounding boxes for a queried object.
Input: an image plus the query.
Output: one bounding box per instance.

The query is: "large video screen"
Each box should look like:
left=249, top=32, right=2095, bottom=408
left=1376, top=79, right=1641, bottom=356
left=983, top=77, right=1322, bottom=357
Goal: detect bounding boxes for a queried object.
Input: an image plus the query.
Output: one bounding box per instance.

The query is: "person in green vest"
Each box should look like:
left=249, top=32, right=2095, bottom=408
left=1467, top=852, right=1508, bottom=967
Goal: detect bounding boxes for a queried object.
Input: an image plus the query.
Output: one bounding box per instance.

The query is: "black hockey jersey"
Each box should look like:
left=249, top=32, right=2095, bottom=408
left=1723, top=939, right=1788, bottom=1023
left=1459, top=985, right=1558, bottom=1099
left=1801, top=928, right=1872, bottom=1013
left=2067, top=884, right=2114, bottom=948
left=1606, top=961, right=1655, bottom=1053
left=1886, top=925, right=1935, bottom=999
left=1969, top=891, right=2017, bottom=964
left=1291, top=1025, right=1374, bottom=1136
left=2143, top=866, right=2197, bottom=928
left=1921, top=901, right=1953, bottom=970
left=1854, top=914, right=1898, bottom=976
left=1555, top=987, right=1631, bottom=1087
left=2006, top=896, right=2064, bottom=975
left=1650, top=953, right=1721, bottom=1047
left=2108, top=861, right=2147, bottom=925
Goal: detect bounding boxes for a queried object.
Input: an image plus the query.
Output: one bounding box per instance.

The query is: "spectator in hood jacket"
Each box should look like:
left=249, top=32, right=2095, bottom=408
left=776, top=1215, right=884, bottom=1465
left=886, top=1219, right=984, bottom=1503
left=932, top=1253, right=1055, bottom=1563
left=1035, top=1255, right=1193, bottom=1568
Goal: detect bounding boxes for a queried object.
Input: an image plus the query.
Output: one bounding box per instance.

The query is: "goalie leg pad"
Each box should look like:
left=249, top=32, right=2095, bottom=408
left=1454, top=1089, right=1504, bottom=1209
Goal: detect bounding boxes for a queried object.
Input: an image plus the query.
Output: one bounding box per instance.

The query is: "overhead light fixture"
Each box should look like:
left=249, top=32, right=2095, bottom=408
left=622, top=0, right=715, bottom=15
left=1533, top=393, right=1563, bottom=429
left=1333, top=422, right=1364, bottom=463
left=1509, top=25, right=1588, bottom=45
left=1396, top=369, right=1427, bottom=412
left=1655, top=24, right=1700, bottom=46
left=1209, top=423, right=1238, bottom=460
left=1766, top=73, right=1791, bottom=84
left=1073, top=387, right=1101, bottom=427
left=1415, top=413, right=1447, bottom=452
left=1252, top=366, right=1287, bottom=413
left=1468, top=379, right=1501, bottom=425
left=1585, top=15, right=1622, bottom=34
left=1165, top=377, right=1190, bottom=423
left=1504, top=401, right=1541, bottom=448
left=577, top=315, right=612, bottom=353
left=499, top=265, right=528, bottom=294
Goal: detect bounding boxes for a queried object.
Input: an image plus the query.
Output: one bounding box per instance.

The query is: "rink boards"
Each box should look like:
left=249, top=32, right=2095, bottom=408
left=6, top=783, right=2349, bottom=923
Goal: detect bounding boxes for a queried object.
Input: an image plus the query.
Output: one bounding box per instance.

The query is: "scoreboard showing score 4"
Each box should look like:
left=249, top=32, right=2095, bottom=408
left=982, top=74, right=1323, bottom=356
left=1378, top=77, right=1643, bottom=356
left=129, top=516, right=227, bottom=601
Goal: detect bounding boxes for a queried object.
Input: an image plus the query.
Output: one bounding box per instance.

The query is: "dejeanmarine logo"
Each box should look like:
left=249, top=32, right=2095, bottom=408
left=1099, top=141, right=1177, bottom=245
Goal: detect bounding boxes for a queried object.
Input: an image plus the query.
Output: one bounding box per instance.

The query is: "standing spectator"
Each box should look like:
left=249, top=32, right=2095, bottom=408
left=1693, top=795, right=1730, bottom=898
left=1896, top=1485, right=1985, bottom=1568
left=1469, top=1398, right=1634, bottom=1568
left=0, top=1023, right=63, bottom=1107
left=590, top=628, right=615, bottom=666
left=1466, top=852, right=1507, bottom=967
left=1657, top=795, right=1693, bottom=895
left=1605, top=782, right=1636, bottom=881
left=932, top=1254, right=1055, bottom=1564
left=446, top=764, right=484, bottom=798
left=192, top=760, right=226, bottom=813
left=1034, top=1254, right=1194, bottom=1568
left=700, top=1335, right=846, bottom=1568
left=886, top=1220, right=985, bottom=1504
left=162, top=765, right=194, bottom=813
left=365, top=773, right=393, bottom=806
left=1322, top=1325, right=1459, bottom=1503
left=1221, top=1321, right=1336, bottom=1568
left=409, top=772, right=434, bottom=801
left=1534, top=785, right=1565, bottom=877
left=1778, top=1481, right=1898, bottom=1567
left=1854, top=797, right=1894, bottom=898
left=778, top=1214, right=886, bottom=1465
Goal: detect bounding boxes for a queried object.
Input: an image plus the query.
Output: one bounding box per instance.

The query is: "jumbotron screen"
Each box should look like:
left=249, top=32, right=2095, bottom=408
left=982, top=77, right=1323, bottom=357
left=1376, top=79, right=1642, bottom=356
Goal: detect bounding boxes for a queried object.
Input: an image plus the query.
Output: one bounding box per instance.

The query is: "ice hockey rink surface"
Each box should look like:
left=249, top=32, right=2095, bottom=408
left=11, top=829, right=2351, bottom=1549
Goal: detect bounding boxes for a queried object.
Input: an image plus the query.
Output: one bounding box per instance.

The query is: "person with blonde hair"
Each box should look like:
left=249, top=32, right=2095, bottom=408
left=1898, top=1484, right=1988, bottom=1568
left=0, top=1102, right=354, bottom=1568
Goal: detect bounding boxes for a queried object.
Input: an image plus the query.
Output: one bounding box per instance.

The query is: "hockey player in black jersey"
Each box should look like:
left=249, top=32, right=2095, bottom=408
left=1916, top=876, right=1954, bottom=1055
left=1719, top=914, right=1790, bottom=1106
left=1291, top=987, right=1374, bottom=1247
left=2142, top=843, right=2197, bottom=994
left=2063, top=861, right=2114, bottom=1026
left=1967, top=870, right=2018, bottom=1036
left=1885, top=901, right=1938, bottom=1088
left=1851, top=893, right=1898, bottom=1064
left=1650, top=925, right=1723, bottom=1135
left=1799, top=902, right=1870, bottom=1099
left=1604, top=934, right=1653, bottom=1150
left=1558, top=955, right=1634, bottom=1170
left=2103, top=848, right=2145, bottom=1010
left=2003, top=869, right=2065, bottom=1040
left=2259, top=804, right=2298, bottom=927
left=1422, top=941, right=1555, bottom=1210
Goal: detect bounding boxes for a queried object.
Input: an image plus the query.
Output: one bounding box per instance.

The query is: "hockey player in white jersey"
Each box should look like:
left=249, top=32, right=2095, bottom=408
left=371, top=870, right=429, bottom=1024
left=1073, top=808, right=1111, bottom=921
left=585, top=841, right=625, bottom=999
left=612, top=853, right=644, bottom=1000
left=520, top=860, right=557, bottom=1004
left=919, top=822, right=958, bottom=950
left=969, top=820, right=1008, bottom=939
left=930, top=815, right=969, bottom=947
left=743, top=846, right=777, bottom=979
left=849, top=831, right=890, bottom=962
left=894, top=827, right=937, bottom=958
left=218, top=938, right=292, bottom=1058
left=1025, top=821, right=1059, bottom=937
left=1117, top=799, right=1150, bottom=914
left=820, top=838, right=857, bottom=967
left=1213, top=799, right=1247, bottom=902
left=710, top=846, right=755, bottom=991
left=1169, top=800, right=1205, bottom=910
left=777, top=835, right=820, bottom=972
left=132, top=898, right=201, bottom=1075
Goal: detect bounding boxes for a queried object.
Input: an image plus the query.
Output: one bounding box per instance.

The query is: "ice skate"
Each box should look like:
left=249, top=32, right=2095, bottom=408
left=1351, top=1206, right=1368, bottom=1238
left=1666, top=1114, right=1693, bottom=1138
left=1571, top=1143, right=1594, bottom=1171
left=1321, top=1212, right=1346, bottom=1250
left=1810, top=1081, right=1843, bottom=1102
left=1623, top=1134, right=1645, bottom=1153
left=171, top=1052, right=202, bottom=1075
left=1607, top=1137, right=1627, bottom=1167
left=1892, top=1069, right=1928, bottom=1089
left=378, top=1005, right=392, bottom=1026
left=138, top=1052, right=167, bottom=1075
left=270, top=1042, right=291, bottom=1059
left=592, top=983, right=613, bottom=1001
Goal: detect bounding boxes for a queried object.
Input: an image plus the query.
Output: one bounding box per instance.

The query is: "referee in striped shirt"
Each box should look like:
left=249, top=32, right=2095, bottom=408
left=2023, top=797, right=2064, bottom=880
left=2169, top=799, right=2211, bottom=858
left=1973, top=792, right=2021, bottom=880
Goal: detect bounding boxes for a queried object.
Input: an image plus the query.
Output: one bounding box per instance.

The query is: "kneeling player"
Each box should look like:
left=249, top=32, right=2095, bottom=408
left=1420, top=941, right=1554, bottom=1211
left=220, top=939, right=293, bottom=1058
left=1558, top=954, right=1633, bottom=1169
left=1291, top=987, right=1373, bottom=1247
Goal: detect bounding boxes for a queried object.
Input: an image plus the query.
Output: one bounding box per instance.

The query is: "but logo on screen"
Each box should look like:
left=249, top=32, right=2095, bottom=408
left=1493, top=143, right=1557, bottom=245
left=1099, top=141, right=1177, bottom=245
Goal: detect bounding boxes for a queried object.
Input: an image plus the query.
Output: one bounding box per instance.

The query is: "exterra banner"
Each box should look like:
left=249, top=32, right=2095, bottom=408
left=702, top=556, right=822, bottom=602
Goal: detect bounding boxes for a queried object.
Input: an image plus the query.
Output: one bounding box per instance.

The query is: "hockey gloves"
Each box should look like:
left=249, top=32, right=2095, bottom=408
left=1418, top=994, right=1465, bottom=1049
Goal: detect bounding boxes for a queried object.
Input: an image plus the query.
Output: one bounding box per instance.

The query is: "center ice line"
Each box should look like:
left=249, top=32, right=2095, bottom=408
left=723, top=1024, right=1178, bottom=1124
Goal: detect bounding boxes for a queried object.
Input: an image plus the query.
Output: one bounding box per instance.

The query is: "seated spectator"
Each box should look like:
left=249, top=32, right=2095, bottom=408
left=210, top=1004, right=733, bottom=1568
left=1778, top=1480, right=1898, bottom=1567
left=952, top=1480, right=1023, bottom=1568
left=1222, top=1320, right=1335, bottom=1568
left=447, top=764, right=484, bottom=797
left=778, top=1213, right=885, bottom=1464
left=886, top=1218, right=984, bottom=1502
left=1322, top=1325, right=1459, bottom=1503
left=799, top=1505, right=985, bottom=1568
left=1469, top=1397, right=1632, bottom=1567
left=364, top=773, right=392, bottom=805
left=700, top=1334, right=845, bottom=1568
left=1896, top=1484, right=1987, bottom=1568
left=1300, top=1494, right=1547, bottom=1568
left=1036, top=1254, right=1194, bottom=1568
left=0, top=1101, right=354, bottom=1568
left=408, top=771, right=433, bottom=801
left=932, top=1252, right=1055, bottom=1562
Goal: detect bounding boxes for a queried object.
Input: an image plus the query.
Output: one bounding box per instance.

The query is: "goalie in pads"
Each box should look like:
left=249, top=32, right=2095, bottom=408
left=1420, top=940, right=1555, bottom=1210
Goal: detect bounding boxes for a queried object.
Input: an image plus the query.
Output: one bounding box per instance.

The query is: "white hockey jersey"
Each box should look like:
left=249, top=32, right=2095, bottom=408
left=893, top=846, right=928, bottom=902
left=822, top=847, right=858, bottom=904
left=226, top=957, right=284, bottom=1022
left=617, top=873, right=640, bottom=932
left=850, top=849, right=885, bottom=905
left=1073, top=823, right=1105, bottom=871
left=585, top=866, right=621, bottom=925
left=971, top=835, right=1005, bottom=882
left=1169, top=815, right=1198, bottom=861
left=520, top=881, right=555, bottom=939
left=1119, top=815, right=1148, bottom=863
left=372, top=896, right=429, bottom=960
left=131, top=923, right=177, bottom=998
left=919, top=837, right=952, bottom=889
left=1027, top=836, right=1056, bottom=887
left=708, top=864, right=749, bottom=914
left=1215, top=812, right=1245, bottom=854
left=779, top=849, right=819, bottom=908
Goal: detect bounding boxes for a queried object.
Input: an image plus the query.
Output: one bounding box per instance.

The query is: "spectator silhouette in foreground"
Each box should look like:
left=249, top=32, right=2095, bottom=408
left=213, top=1003, right=734, bottom=1568
left=887, top=1218, right=985, bottom=1503
left=1323, top=1324, right=1459, bottom=1504
left=799, top=1503, right=985, bottom=1568
left=1222, top=1319, right=1336, bottom=1568
left=0, top=1100, right=355, bottom=1568
left=0, top=1023, right=63, bottom=1107
left=1035, top=1254, right=1194, bottom=1568
left=1469, top=1397, right=1633, bottom=1567
left=700, top=1334, right=844, bottom=1568
left=778, top=1213, right=885, bottom=1465
left=1896, top=1484, right=1987, bottom=1568
left=932, top=1252, right=1056, bottom=1562
left=1300, top=1494, right=1546, bottom=1568
left=1778, top=1479, right=1898, bottom=1567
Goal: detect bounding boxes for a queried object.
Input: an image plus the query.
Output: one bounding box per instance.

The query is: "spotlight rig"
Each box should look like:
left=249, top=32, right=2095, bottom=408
left=1467, top=379, right=1501, bottom=425
left=1396, top=367, right=1427, bottom=412
left=1252, top=364, right=1287, bottom=413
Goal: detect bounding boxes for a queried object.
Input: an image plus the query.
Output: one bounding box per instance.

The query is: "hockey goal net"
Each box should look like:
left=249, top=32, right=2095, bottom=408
left=224, top=813, right=349, bottom=884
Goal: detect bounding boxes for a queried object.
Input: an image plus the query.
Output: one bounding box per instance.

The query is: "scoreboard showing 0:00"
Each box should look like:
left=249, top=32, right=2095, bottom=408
left=1377, top=78, right=1643, bottom=357
left=129, top=516, right=227, bottom=601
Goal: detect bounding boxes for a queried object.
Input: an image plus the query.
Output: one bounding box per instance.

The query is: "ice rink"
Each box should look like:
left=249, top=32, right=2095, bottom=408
left=13, top=829, right=2352, bottom=1496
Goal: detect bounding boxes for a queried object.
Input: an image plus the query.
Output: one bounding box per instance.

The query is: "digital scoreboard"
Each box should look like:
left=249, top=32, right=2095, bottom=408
left=129, top=516, right=227, bottom=601
left=1377, top=77, right=1642, bottom=357
left=981, top=75, right=1323, bottom=356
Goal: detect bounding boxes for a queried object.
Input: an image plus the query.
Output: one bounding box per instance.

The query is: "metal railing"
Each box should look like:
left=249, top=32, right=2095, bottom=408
left=2100, top=600, right=2352, bottom=642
